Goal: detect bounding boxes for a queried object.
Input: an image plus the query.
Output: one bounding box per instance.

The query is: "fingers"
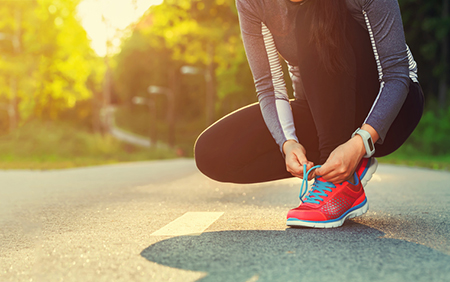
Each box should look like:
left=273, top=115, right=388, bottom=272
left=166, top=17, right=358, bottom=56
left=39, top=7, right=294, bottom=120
left=286, top=159, right=303, bottom=178
left=302, top=161, right=316, bottom=180
left=294, top=150, right=317, bottom=180
left=315, top=163, right=331, bottom=178
left=290, top=160, right=315, bottom=180
left=284, top=147, right=314, bottom=180
left=316, top=161, right=353, bottom=183
left=314, top=139, right=365, bottom=184
left=283, top=141, right=319, bottom=180
left=284, top=149, right=302, bottom=178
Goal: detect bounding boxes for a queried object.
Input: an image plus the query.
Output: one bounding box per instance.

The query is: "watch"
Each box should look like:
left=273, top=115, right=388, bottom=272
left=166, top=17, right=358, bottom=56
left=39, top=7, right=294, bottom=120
left=352, top=128, right=375, bottom=158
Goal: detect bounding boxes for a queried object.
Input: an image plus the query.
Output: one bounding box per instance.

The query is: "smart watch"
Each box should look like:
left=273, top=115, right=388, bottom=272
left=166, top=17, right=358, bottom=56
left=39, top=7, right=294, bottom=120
left=352, top=128, right=375, bottom=158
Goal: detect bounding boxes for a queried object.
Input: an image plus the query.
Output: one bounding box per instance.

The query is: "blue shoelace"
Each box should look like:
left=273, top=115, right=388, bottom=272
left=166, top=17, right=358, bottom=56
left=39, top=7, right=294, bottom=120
left=299, top=164, right=336, bottom=204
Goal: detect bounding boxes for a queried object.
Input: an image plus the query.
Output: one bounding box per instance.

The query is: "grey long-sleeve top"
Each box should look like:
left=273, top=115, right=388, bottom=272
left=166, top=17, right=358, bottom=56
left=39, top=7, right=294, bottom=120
left=236, top=0, right=419, bottom=154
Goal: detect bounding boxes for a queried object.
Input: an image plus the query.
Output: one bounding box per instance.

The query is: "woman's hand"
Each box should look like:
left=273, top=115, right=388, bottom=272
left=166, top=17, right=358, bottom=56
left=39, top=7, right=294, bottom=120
left=283, top=140, right=315, bottom=180
left=315, top=137, right=365, bottom=184
left=315, top=124, right=379, bottom=184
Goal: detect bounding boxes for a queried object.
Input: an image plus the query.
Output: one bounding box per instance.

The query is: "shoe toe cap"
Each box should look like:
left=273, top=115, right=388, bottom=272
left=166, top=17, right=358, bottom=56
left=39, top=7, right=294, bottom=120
left=287, top=207, right=328, bottom=222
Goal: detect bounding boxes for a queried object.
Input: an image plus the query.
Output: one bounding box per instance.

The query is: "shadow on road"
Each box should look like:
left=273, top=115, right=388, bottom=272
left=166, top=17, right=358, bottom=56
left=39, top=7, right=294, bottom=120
left=141, top=221, right=450, bottom=282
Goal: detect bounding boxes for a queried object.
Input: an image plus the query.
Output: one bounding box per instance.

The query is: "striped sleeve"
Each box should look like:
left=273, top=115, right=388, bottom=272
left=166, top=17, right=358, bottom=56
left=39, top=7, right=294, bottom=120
left=360, top=0, right=417, bottom=143
left=237, top=0, right=298, bottom=154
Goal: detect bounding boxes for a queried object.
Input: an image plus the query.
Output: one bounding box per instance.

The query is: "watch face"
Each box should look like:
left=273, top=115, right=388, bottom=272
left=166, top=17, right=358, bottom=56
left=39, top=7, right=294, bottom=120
left=368, top=138, right=374, bottom=151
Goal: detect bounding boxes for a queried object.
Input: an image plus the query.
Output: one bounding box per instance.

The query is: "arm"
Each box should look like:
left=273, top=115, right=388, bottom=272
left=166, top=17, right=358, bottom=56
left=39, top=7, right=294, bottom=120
left=361, top=0, right=411, bottom=143
left=317, top=0, right=410, bottom=182
left=237, top=0, right=314, bottom=178
left=236, top=0, right=298, bottom=153
left=315, top=123, right=379, bottom=183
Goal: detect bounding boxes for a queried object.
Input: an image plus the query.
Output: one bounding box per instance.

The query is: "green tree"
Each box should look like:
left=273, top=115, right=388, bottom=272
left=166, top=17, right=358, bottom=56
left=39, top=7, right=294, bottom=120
left=0, top=0, right=104, bottom=131
left=112, top=0, right=254, bottom=151
left=147, top=0, right=254, bottom=125
left=399, top=0, right=450, bottom=107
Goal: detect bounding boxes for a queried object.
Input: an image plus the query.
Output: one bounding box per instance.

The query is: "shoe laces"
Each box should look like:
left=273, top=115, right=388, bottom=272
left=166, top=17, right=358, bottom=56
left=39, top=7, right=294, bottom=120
left=299, top=164, right=336, bottom=204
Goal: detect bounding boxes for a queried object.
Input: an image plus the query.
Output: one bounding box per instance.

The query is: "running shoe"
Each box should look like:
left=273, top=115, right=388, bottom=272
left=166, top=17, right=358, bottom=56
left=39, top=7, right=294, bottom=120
left=357, top=157, right=378, bottom=187
left=286, top=165, right=368, bottom=228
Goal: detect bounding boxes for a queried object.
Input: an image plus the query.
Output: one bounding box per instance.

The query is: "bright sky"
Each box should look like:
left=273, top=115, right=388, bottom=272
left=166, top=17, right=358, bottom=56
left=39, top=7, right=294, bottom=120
left=77, top=0, right=163, bottom=57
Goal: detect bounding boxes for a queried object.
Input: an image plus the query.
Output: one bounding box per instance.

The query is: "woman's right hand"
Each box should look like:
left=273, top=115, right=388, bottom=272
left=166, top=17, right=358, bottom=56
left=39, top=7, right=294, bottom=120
left=282, top=140, right=315, bottom=180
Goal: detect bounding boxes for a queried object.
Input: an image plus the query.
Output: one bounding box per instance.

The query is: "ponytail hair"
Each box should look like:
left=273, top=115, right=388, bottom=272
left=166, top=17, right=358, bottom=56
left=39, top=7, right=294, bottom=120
left=307, top=0, right=349, bottom=73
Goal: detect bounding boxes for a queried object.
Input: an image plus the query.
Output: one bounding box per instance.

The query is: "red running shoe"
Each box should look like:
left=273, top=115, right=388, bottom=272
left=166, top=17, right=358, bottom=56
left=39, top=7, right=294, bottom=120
left=286, top=166, right=368, bottom=228
left=357, top=157, right=378, bottom=187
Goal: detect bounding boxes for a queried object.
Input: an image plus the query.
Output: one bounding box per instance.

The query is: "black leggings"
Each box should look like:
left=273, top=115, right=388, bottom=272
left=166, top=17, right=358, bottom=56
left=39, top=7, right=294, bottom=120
left=194, top=9, right=424, bottom=184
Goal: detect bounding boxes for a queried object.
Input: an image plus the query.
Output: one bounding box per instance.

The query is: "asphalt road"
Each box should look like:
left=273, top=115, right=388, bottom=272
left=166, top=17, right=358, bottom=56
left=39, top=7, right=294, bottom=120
left=1, top=159, right=449, bottom=282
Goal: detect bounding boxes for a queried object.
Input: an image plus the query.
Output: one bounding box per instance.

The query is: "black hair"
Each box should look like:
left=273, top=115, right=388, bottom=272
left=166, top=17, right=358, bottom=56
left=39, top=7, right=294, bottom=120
left=307, top=0, right=349, bottom=73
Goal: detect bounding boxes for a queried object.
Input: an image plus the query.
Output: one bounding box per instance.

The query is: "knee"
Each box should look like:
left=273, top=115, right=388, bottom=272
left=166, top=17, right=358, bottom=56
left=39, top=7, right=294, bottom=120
left=194, top=131, right=228, bottom=182
left=193, top=132, right=209, bottom=174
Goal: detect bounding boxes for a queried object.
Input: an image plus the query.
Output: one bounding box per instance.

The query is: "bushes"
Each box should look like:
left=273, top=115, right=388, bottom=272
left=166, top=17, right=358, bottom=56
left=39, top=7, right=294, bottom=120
left=0, top=120, right=177, bottom=169
left=407, top=107, right=450, bottom=155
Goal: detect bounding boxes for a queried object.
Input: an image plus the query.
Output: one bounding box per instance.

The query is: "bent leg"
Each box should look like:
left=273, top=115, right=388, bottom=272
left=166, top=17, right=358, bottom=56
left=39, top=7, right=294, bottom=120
left=374, top=81, right=424, bottom=157
left=194, top=103, right=288, bottom=183
left=295, top=6, right=390, bottom=162
left=194, top=100, right=320, bottom=184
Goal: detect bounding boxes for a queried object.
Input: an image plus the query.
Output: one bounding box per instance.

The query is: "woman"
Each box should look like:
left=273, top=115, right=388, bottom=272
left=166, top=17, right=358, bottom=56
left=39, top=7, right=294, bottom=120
left=194, top=0, right=424, bottom=228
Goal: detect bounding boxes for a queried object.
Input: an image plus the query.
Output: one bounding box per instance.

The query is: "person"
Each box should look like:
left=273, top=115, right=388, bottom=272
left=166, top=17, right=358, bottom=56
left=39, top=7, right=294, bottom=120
left=194, top=0, right=424, bottom=228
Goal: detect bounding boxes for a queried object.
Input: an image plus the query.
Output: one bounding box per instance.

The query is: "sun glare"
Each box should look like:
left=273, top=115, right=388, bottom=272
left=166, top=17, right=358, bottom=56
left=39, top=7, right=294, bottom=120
left=77, top=0, right=163, bottom=57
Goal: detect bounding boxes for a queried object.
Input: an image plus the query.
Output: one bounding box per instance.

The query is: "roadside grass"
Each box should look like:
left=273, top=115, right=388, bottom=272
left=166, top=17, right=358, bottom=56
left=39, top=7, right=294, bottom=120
left=115, top=105, right=450, bottom=172
left=4, top=112, right=448, bottom=172
left=0, top=120, right=177, bottom=170
left=114, top=105, right=202, bottom=157
left=378, top=144, right=450, bottom=171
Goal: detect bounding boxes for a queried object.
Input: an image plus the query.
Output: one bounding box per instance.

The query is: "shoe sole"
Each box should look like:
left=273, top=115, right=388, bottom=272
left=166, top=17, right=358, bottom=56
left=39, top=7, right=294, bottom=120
left=286, top=198, right=369, bottom=228
left=360, top=158, right=378, bottom=187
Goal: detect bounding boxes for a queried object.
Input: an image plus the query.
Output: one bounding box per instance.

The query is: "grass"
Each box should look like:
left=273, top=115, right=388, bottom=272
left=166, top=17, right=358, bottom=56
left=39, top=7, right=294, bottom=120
left=114, top=105, right=450, bottom=172
left=114, top=105, right=203, bottom=157
left=1, top=115, right=449, bottom=172
left=378, top=145, right=450, bottom=171
left=0, top=120, right=178, bottom=170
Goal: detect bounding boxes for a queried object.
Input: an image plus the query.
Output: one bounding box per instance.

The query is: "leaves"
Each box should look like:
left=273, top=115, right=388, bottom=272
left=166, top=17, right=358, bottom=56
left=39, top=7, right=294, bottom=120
left=0, top=0, right=103, bottom=123
left=113, top=0, right=254, bottom=129
left=398, top=0, right=449, bottom=100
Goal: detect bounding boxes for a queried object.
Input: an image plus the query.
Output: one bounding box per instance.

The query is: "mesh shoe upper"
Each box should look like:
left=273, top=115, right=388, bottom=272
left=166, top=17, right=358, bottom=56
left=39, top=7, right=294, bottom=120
left=287, top=174, right=366, bottom=222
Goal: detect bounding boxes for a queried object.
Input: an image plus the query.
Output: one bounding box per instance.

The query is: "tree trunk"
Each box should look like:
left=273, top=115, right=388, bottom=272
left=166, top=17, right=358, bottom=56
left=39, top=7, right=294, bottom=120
left=8, top=9, right=21, bottom=132
left=102, top=57, right=112, bottom=134
left=149, top=99, right=157, bottom=147
left=8, top=77, right=17, bottom=132
left=205, top=43, right=217, bottom=126
left=438, top=0, right=449, bottom=108
left=167, top=69, right=177, bottom=147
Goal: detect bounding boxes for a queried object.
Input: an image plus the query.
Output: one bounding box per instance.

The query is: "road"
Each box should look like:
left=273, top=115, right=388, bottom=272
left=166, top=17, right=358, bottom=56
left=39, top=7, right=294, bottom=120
left=1, top=159, right=449, bottom=282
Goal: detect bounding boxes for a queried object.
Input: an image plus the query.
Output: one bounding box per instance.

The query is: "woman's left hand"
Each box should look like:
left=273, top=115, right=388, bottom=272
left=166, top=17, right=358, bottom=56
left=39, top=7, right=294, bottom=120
left=315, top=137, right=366, bottom=184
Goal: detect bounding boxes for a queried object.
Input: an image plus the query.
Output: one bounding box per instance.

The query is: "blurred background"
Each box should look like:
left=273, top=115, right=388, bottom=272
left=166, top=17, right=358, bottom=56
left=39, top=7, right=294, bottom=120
left=0, top=0, right=448, bottom=170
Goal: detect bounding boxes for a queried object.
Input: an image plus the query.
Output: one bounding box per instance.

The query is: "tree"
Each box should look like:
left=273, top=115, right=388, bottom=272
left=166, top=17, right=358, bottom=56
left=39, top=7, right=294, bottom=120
left=146, top=0, right=253, bottom=125
left=0, top=0, right=103, bottom=132
left=399, top=0, right=450, bottom=108
left=112, top=0, right=255, bottom=150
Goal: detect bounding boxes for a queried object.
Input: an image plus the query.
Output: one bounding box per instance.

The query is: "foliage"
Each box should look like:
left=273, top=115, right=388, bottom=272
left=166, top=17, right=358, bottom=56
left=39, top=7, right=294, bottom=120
left=112, top=0, right=255, bottom=149
left=0, top=0, right=449, bottom=168
left=145, top=0, right=255, bottom=110
left=111, top=0, right=450, bottom=158
left=0, top=0, right=103, bottom=128
left=114, top=105, right=204, bottom=157
left=114, top=30, right=172, bottom=104
left=405, top=106, right=450, bottom=155
left=380, top=149, right=450, bottom=171
left=398, top=0, right=450, bottom=102
left=0, top=120, right=177, bottom=169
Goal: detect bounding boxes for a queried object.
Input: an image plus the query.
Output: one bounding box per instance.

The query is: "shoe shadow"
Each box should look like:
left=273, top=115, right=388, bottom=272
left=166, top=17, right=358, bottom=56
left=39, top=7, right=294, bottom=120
left=141, top=221, right=450, bottom=282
